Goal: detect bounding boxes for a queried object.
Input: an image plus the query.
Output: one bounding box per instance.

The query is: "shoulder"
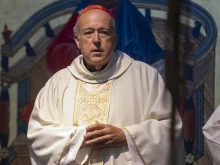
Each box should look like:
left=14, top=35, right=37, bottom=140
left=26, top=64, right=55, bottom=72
left=130, top=59, right=159, bottom=78
left=44, top=68, right=73, bottom=88
left=128, top=59, right=165, bottom=87
left=49, top=68, right=71, bottom=81
left=116, top=50, right=158, bottom=76
left=132, top=60, right=157, bottom=71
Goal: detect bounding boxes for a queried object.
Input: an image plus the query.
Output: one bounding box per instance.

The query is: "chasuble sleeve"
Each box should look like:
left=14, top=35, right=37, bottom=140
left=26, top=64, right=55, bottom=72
left=203, top=105, right=220, bottom=165
left=27, top=73, right=91, bottom=165
left=124, top=70, right=183, bottom=165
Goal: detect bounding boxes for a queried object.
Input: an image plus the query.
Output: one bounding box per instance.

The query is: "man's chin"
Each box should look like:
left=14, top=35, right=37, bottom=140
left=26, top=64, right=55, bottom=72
left=90, top=56, right=105, bottom=62
left=91, top=60, right=105, bottom=64
left=90, top=52, right=103, bottom=56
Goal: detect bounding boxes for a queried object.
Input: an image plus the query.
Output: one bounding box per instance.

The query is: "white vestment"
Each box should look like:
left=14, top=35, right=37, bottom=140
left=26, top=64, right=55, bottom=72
left=203, top=105, right=220, bottom=165
left=27, top=50, right=183, bottom=165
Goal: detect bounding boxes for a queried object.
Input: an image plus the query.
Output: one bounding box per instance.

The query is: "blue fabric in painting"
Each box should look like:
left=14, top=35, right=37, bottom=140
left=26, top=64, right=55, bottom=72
left=115, top=0, right=163, bottom=64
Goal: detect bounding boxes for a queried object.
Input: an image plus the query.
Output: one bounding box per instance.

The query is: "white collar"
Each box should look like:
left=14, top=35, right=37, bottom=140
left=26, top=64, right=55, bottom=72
left=67, top=50, right=134, bottom=83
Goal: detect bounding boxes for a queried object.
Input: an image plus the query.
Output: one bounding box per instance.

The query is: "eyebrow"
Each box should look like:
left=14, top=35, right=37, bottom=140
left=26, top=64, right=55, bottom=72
left=83, top=27, right=111, bottom=31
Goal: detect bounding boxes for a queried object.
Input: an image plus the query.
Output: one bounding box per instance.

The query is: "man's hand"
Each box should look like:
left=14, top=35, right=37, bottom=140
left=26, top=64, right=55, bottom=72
left=84, top=123, right=127, bottom=149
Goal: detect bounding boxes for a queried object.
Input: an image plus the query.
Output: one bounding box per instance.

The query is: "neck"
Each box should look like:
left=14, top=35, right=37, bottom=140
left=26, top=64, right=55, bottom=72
left=83, top=59, right=108, bottom=72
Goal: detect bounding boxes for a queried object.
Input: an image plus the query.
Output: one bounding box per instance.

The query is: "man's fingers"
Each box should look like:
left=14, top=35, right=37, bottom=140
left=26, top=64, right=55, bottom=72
left=84, top=130, right=105, bottom=140
left=85, top=135, right=111, bottom=145
left=86, top=123, right=105, bottom=132
left=92, top=140, right=114, bottom=149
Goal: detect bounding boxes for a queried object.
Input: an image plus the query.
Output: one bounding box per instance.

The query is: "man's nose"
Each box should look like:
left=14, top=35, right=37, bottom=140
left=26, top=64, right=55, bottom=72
left=93, top=31, right=101, bottom=45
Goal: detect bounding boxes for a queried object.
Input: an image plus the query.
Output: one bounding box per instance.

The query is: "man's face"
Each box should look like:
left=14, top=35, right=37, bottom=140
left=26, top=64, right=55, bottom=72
left=74, top=9, right=117, bottom=67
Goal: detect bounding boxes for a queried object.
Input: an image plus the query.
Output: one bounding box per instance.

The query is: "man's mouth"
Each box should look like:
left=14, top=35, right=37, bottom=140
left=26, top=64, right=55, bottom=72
left=91, top=49, right=103, bottom=52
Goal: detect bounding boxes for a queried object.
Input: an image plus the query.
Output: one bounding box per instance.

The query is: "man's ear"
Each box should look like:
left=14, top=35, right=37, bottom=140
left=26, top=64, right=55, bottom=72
left=74, top=35, right=80, bottom=49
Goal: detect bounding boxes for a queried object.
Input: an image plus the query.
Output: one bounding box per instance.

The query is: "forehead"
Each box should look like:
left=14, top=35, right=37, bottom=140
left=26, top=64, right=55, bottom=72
left=79, top=9, right=113, bottom=30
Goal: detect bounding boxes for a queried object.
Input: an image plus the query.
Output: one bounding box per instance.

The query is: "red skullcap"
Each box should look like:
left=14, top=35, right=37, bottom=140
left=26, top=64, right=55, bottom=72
left=79, top=5, right=114, bottom=18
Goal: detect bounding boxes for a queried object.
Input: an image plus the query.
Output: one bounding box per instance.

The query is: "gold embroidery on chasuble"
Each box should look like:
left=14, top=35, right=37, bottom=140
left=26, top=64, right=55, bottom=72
left=73, top=80, right=112, bottom=165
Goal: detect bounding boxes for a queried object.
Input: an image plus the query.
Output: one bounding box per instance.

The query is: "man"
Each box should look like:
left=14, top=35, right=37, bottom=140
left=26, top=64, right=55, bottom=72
left=203, top=105, right=220, bottom=164
left=27, top=5, right=183, bottom=165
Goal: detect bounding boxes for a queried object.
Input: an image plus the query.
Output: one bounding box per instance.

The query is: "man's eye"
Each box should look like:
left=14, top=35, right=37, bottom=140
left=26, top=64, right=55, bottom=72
left=84, top=31, right=93, bottom=36
left=100, top=31, right=109, bottom=36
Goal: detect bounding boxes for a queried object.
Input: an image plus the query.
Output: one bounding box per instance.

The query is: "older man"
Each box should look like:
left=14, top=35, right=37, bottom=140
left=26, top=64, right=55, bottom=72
left=27, top=5, right=183, bottom=165
left=203, top=105, right=220, bottom=164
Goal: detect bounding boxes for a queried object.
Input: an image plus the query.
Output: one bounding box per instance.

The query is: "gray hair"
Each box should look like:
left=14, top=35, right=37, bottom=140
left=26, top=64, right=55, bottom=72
left=73, top=18, right=116, bottom=37
left=73, top=19, right=80, bottom=37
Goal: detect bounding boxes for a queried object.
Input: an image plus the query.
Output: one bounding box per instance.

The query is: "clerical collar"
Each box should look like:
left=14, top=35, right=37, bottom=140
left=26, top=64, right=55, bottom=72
left=82, top=58, right=109, bottom=73
left=68, top=50, right=134, bottom=83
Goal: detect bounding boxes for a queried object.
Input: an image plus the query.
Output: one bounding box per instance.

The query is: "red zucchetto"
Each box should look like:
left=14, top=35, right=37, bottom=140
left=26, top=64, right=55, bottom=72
left=78, top=5, right=114, bottom=19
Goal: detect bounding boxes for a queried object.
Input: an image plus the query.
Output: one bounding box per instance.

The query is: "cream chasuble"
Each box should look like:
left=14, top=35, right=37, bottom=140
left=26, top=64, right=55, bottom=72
left=27, top=50, right=183, bottom=165
left=203, top=105, right=220, bottom=164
